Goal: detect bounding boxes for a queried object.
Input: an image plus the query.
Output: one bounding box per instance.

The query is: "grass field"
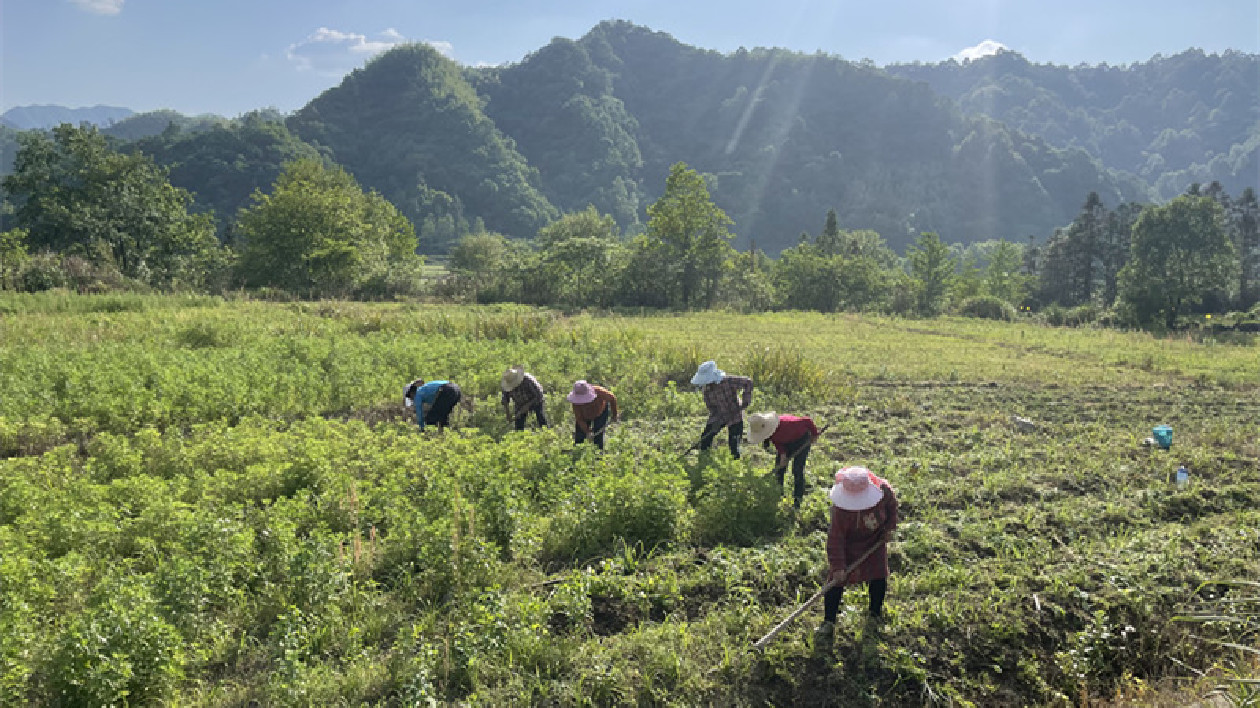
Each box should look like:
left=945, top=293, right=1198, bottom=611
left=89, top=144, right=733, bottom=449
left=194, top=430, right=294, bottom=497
left=1, top=295, right=1256, bottom=706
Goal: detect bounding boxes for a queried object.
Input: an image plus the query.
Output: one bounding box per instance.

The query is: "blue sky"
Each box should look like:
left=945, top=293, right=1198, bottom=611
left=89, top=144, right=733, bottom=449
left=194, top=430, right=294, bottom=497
left=3, top=0, right=1258, bottom=116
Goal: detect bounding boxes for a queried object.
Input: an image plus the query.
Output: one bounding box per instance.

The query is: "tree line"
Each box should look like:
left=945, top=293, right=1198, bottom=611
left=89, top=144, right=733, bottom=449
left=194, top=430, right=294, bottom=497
left=1, top=123, right=1256, bottom=332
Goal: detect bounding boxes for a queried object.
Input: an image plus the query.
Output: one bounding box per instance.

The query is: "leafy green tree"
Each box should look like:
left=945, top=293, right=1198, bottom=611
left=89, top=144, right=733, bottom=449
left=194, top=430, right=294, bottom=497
left=2, top=124, right=221, bottom=286
left=816, top=209, right=842, bottom=256
left=908, top=232, right=956, bottom=315
left=235, top=158, right=419, bottom=296
left=132, top=111, right=327, bottom=236
left=1064, top=191, right=1107, bottom=304
left=952, top=249, right=985, bottom=300
left=0, top=228, right=29, bottom=290
left=642, top=163, right=735, bottom=307
left=1100, top=202, right=1143, bottom=304
left=1036, top=228, right=1073, bottom=306
left=450, top=231, right=509, bottom=280
left=772, top=237, right=891, bottom=314
left=774, top=243, right=841, bottom=311
left=984, top=239, right=1028, bottom=303
left=536, top=207, right=626, bottom=307
left=1118, top=195, right=1237, bottom=328
left=1232, top=187, right=1259, bottom=310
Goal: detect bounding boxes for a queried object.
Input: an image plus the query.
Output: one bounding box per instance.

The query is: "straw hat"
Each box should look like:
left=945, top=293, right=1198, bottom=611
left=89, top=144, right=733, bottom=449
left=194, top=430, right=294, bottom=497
left=501, top=365, right=526, bottom=392
left=747, top=411, right=781, bottom=444
left=566, top=380, right=597, bottom=404
left=829, top=466, right=885, bottom=511
left=690, top=360, right=725, bottom=386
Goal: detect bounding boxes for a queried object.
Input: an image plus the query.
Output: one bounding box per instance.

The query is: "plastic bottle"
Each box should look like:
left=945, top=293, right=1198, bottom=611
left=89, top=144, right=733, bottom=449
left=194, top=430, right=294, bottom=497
left=1175, top=465, right=1189, bottom=487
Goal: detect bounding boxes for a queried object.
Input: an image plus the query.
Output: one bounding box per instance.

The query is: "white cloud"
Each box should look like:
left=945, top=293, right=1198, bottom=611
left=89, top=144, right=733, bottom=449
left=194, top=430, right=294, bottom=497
left=953, top=40, right=1007, bottom=63
left=69, top=0, right=124, bottom=15
left=286, top=28, right=454, bottom=76
left=426, top=40, right=455, bottom=58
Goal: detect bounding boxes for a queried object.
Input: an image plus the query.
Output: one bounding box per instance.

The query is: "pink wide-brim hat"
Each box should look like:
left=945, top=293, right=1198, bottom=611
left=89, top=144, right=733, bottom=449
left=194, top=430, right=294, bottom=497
left=829, top=466, right=886, bottom=510
left=566, top=380, right=597, bottom=404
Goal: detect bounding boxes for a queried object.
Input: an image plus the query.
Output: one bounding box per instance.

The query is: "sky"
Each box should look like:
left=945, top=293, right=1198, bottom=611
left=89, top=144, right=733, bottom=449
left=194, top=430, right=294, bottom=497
left=3, top=0, right=1258, bottom=117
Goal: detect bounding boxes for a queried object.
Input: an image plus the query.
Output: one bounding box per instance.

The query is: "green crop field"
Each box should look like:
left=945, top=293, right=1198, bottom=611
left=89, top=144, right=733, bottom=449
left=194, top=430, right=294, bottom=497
left=1, top=294, right=1256, bottom=706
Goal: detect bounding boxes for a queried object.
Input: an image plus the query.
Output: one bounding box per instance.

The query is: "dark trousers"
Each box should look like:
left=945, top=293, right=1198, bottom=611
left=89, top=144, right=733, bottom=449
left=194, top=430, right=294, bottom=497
left=699, top=420, right=743, bottom=459
left=575, top=406, right=611, bottom=450
left=514, top=401, right=548, bottom=430
left=774, top=434, right=811, bottom=508
left=824, top=577, right=887, bottom=621
left=424, top=383, right=461, bottom=430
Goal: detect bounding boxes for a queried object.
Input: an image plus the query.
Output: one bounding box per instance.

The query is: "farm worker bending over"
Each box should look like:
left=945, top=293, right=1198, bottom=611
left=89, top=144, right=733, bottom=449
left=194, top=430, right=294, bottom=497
left=691, top=360, right=753, bottom=459
left=501, top=365, right=548, bottom=431
left=404, top=378, right=462, bottom=432
left=566, top=380, right=619, bottom=450
left=748, top=411, right=820, bottom=510
left=817, top=466, right=899, bottom=640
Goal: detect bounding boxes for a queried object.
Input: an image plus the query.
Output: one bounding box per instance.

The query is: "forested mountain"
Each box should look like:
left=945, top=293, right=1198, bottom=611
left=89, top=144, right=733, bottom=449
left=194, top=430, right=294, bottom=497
left=283, top=21, right=1149, bottom=253
left=473, top=38, right=645, bottom=228
left=103, top=109, right=228, bottom=141
left=6, top=23, right=1254, bottom=257
left=887, top=49, right=1260, bottom=200
left=0, top=104, right=134, bottom=130
left=128, top=112, right=328, bottom=235
left=564, top=21, right=1148, bottom=252
left=287, top=43, right=558, bottom=252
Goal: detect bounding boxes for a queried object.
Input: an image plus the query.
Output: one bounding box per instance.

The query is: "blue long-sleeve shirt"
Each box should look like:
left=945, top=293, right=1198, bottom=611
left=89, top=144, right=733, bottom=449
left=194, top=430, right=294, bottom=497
left=408, top=380, right=448, bottom=430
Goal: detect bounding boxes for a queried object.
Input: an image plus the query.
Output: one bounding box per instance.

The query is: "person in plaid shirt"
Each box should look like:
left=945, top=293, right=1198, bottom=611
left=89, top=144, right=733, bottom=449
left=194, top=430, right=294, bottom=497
left=501, top=365, right=548, bottom=430
left=690, top=360, right=753, bottom=459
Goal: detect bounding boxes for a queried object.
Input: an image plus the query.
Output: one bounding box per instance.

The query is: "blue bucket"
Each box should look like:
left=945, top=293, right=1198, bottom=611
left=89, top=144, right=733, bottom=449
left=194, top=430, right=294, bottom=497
left=1152, top=425, right=1173, bottom=450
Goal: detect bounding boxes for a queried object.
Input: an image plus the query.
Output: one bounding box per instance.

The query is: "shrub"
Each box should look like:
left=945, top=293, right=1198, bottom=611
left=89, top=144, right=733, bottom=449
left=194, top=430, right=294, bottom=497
left=18, top=253, right=71, bottom=292
left=1065, top=303, right=1104, bottom=327
left=538, top=458, right=690, bottom=566
left=691, top=458, right=788, bottom=546
left=1039, top=303, right=1103, bottom=327
left=740, top=345, right=828, bottom=398
left=47, top=580, right=185, bottom=706
left=955, top=295, right=1017, bottom=321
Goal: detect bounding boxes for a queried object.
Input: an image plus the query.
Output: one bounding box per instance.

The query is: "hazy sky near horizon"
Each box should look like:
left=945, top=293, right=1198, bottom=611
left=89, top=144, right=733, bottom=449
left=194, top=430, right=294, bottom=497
left=3, top=0, right=1258, bottom=117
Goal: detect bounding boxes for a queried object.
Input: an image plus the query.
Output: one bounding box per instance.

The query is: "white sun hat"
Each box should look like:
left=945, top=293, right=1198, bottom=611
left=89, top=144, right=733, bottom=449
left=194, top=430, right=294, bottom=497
left=501, top=365, right=526, bottom=392
left=690, top=360, right=725, bottom=386
left=747, top=411, right=781, bottom=444
left=829, top=466, right=885, bottom=511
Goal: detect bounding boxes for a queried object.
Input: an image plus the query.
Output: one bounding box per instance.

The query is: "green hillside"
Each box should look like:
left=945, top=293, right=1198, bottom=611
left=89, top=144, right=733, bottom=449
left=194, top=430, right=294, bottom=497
left=887, top=48, right=1260, bottom=200
left=287, top=43, right=558, bottom=252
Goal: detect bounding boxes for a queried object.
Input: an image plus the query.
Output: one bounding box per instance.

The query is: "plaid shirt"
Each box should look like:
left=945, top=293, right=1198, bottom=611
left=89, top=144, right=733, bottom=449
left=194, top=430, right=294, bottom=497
left=702, top=375, right=752, bottom=426
left=501, top=372, right=545, bottom=414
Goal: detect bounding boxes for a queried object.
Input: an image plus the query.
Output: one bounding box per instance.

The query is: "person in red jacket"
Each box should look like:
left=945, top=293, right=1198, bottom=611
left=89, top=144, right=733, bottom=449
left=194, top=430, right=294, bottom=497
left=817, top=466, right=899, bottom=639
left=748, top=411, right=820, bottom=509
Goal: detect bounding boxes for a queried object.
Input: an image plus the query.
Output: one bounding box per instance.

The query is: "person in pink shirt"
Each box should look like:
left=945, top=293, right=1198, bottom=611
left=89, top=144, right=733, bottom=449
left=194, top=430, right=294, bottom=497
left=747, top=411, right=820, bottom=509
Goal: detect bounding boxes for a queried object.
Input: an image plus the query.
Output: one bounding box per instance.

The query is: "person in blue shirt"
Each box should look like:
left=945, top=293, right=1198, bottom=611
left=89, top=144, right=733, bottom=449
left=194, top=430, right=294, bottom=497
left=404, top=378, right=462, bottom=432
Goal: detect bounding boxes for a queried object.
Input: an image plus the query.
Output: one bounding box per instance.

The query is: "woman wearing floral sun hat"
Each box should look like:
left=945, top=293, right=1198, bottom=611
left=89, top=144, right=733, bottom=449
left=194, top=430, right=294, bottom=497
left=566, top=380, right=619, bottom=450
left=816, top=466, right=899, bottom=639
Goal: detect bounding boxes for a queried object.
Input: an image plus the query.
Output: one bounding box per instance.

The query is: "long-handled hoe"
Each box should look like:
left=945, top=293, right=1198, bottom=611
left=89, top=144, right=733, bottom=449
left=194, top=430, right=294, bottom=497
left=752, top=536, right=887, bottom=650
left=568, top=421, right=610, bottom=453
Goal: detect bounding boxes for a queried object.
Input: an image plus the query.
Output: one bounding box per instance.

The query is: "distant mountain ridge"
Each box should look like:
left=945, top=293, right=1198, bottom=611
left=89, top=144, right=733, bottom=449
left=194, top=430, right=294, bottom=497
left=6, top=24, right=1257, bottom=256
left=886, top=48, right=1260, bottom=200
left=288, top=21, right=1149, bottom=252
left=1, top=104, right=134, bottom=130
